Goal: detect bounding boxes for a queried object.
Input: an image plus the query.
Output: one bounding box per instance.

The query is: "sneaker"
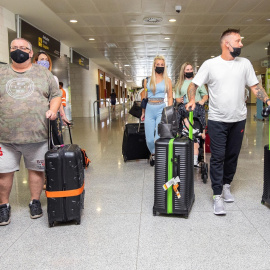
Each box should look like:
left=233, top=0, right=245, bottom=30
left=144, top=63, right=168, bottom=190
left=213, top=195, right=226, bottom=215
left=0, top=204, right=11, bottom=226
left=29, top=200, right=43, bottom=219
left=222, top=184, right=234, bottom=202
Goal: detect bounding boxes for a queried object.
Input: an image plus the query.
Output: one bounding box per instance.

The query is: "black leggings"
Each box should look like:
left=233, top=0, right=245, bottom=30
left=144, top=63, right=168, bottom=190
left=208, top=119, right=246, bottom=195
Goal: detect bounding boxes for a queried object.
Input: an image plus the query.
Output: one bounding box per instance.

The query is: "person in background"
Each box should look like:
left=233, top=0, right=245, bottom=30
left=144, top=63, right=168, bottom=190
left=0, top=38, right=62, bottom=225
left=110, top=89, right=117, bottom=111
left=175, top=62, right=208, bottom=166
left=185, top=28, right=270, bottom=215
left=59, top=82, right=67, bottom=113
left=33, top=52, right=70, bottom=146
left=141, top=55, right=173, bottom=166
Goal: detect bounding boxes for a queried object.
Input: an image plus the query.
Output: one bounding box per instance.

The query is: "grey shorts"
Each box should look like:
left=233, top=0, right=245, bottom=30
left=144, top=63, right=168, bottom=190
left=0, top=141, right=47, bottom=173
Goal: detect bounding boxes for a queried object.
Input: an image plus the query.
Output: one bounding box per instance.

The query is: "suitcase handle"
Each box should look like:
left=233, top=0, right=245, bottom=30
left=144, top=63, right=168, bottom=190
left=48, top=119, right=73, bottom=150
left=172, top=155, right=181, bottom=178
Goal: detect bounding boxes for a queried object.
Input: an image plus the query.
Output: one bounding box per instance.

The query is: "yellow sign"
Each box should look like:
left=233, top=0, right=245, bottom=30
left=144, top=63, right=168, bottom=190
left=38, top=37, right=42, bottom=47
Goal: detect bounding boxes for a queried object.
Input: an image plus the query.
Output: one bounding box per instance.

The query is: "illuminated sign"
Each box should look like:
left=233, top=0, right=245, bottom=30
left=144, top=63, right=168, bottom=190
left=72, top=50, right=89, bottom=70
left=21, top=20, right=60, bottom=57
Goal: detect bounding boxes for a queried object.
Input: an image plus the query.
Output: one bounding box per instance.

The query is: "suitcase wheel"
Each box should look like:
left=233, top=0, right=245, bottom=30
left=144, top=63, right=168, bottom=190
left=123, top=155, right=128, bottom=162
left=76, top=219, right=81, bottom=225
left=201, top=163, right=208, bottom=184
left=261, top=199, right=265, bottom=205
left=202, top=174, right=207, bottom=184
left=184, top=215, right=188, bottom=219
left=49, top=221, right=54, bottom=227
left=153, top=209, right=157, bottom=216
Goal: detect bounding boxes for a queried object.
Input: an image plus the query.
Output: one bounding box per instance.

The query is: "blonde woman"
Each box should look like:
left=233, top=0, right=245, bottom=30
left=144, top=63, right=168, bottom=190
left=141, top=55, right=173, bottom=166
left=175, top=62, right=208, bottom=105
left=175, top=62, right=208, bottom=166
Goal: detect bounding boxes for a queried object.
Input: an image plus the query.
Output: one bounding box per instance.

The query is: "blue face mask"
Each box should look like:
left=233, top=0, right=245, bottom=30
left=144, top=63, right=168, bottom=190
left=37, top=60, right=50, bottom=69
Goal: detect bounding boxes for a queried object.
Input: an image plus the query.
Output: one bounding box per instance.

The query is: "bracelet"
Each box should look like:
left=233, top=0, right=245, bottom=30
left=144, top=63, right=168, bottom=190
left=266, top=98, right=270, bottom=105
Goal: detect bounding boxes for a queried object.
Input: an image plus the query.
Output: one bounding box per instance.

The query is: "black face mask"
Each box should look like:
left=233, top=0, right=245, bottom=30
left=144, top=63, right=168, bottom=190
left=185, top=72, right=194, bottom=78
left=155, top=66, right=164, bottom=74
left=10, top=49, right=29, bottom=63
left=229, top=44, right=241, bottom=58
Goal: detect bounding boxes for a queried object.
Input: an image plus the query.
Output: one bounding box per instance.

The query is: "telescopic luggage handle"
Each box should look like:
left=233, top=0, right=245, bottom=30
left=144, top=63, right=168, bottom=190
left=48, top=119, right=73, bottom=149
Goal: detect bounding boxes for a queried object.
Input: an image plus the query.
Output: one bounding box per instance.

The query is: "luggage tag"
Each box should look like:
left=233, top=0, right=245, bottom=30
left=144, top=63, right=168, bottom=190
left=163, top=176, right=181, bottom=199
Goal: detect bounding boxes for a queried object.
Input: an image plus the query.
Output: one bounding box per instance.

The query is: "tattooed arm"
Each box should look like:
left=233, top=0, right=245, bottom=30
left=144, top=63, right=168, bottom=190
left=185, top=82, right=198, bottom=111
left=250, top=84, right=270, bottom=106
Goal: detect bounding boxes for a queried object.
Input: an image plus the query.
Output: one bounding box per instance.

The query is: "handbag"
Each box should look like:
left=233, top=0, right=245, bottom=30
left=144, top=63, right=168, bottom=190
left=129, top=101, right=142, bottom=118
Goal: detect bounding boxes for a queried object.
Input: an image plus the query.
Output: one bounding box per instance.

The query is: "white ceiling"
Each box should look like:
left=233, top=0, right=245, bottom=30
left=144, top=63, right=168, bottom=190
left=1, top=0, right=270, bottom=86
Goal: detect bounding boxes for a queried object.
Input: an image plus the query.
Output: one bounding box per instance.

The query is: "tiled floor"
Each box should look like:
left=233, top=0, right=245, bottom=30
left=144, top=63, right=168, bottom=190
left=1, top=104, right=270, bottom=270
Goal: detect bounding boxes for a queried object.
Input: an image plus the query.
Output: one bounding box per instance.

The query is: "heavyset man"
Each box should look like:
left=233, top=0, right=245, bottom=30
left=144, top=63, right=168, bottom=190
left=186, top=29, right=270, bottom=215
left=0, top=38, right=62, bottom=225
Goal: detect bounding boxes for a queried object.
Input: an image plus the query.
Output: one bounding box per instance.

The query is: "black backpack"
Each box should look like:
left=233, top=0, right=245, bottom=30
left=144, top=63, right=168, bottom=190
left=158, top=105, right=179, bottom=138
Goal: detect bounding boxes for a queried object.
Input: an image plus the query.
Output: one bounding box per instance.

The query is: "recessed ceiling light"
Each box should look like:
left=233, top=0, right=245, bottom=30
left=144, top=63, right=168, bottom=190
left=124, top=64, right=130, bottom=66
left=169, top=19, right=176, bottom=22
left=241, top=36, right=244, bottom=39
left=165, top=37, right=170, bottom=40
left=211, top=56, right=215, bottom=58
left=265, top=48, right=268, bottom=50
left=196, top=66, right=199, bottom=67
left=89, top=38, right=95, bottom=41
left=266, top=19, right=270, bottom=21
left=70, top=20, right=78, bottom=23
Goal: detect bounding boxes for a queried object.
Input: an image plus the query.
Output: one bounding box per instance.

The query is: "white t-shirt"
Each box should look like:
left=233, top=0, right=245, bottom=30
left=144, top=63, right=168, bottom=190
left=192, top=56, right=258, bottom=122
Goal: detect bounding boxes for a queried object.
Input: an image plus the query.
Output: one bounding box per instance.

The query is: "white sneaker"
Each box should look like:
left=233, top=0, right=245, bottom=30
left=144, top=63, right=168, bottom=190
left=213, top=195, right=226, bottom=215
left=222, top=184, right=234, bottom=202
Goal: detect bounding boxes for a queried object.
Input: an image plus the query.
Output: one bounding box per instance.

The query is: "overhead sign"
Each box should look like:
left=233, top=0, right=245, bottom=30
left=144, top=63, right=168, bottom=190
left=72, top=50, right=89, bottom=70
left=21, top=20, right=60, bottom=57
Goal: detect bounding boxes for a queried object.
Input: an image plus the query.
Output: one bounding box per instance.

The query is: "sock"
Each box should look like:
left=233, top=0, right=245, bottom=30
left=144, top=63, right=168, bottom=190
left=194, top=155, right=198, bottom=165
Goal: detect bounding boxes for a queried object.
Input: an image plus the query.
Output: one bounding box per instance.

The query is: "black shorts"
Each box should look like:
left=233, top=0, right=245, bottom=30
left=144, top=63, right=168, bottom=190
left=111, top=100, right=116, bottom=105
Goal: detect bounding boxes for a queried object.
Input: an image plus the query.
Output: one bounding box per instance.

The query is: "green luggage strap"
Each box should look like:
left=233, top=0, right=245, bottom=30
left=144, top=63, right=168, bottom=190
left=167, top=138, right=175, bottom=214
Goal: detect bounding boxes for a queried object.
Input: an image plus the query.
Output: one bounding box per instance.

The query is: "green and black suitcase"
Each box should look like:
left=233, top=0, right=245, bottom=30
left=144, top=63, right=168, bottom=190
left=153, top=112, right=195, bottom=218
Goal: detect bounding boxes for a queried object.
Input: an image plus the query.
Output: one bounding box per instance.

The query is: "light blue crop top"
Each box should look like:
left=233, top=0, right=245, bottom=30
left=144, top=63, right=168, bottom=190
left=147, top=80, right=166, bottom=99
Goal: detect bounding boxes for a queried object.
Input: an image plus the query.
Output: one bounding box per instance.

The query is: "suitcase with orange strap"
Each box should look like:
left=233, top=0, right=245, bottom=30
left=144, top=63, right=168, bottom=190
left=45, top=122, right=85, bottom=227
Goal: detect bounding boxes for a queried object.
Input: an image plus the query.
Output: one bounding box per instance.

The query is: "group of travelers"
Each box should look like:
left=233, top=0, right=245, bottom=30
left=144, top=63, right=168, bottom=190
left=140, top=28, right=270, bottom=215
left=1, top=28, right=270, bottom=227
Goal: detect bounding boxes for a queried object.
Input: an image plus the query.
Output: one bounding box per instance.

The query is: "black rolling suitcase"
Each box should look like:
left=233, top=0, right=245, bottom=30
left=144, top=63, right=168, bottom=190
left=122, top=120, right=150, bottom=162
left=261, top=106, right=270, bottom=206
left=45, top=122, right=85, bottom=227
left=153, top=111, right=195, bottom=218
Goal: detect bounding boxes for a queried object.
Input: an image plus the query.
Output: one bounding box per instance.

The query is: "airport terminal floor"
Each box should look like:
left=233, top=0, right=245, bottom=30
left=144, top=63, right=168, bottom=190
left=1, top=103, right=270, bottom=270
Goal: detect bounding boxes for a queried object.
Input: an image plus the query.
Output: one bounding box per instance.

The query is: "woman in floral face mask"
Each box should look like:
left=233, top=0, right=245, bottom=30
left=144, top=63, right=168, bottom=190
left=33, top=52, right=70, bottom=145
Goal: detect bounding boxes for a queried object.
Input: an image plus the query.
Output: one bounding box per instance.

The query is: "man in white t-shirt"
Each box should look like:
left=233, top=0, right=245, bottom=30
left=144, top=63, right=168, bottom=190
left=185, top=28, right=270, bottom=215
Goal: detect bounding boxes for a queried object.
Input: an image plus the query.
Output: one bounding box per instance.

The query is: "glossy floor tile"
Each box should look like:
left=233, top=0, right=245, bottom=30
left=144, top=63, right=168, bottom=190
left=1, top=104, right=270, bottom=270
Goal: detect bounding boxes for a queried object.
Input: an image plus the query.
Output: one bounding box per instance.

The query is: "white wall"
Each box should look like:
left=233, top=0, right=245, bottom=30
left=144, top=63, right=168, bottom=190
left=70, top=59, right=124, bottom=118
left=0, top=7, right=15, bottom=63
